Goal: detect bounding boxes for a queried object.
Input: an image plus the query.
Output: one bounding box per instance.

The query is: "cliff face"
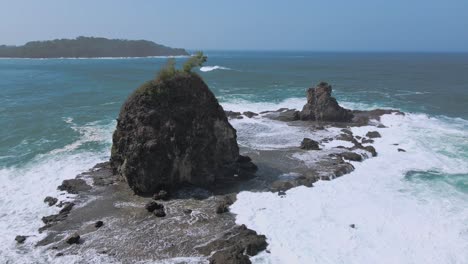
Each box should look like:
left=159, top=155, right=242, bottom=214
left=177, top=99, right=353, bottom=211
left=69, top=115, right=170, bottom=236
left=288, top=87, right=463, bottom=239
left=300, top=82, right=354, bottom=122
left=0, top=36, right=189, bottom=58
left=110, top=73, right=256, bottom=194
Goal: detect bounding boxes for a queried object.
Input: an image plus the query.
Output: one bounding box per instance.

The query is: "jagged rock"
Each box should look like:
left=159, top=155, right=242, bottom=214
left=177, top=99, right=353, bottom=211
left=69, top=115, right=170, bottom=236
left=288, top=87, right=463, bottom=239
left=183, top=209, right=192, bottom=215
left=300, top=82, right=353, bottom=122
left=300, top=138, right=320, bottom=150
left=350, top=224, right=356, bottom=229
left=366, top=131, right=381, bottom=138
left=154, top=208, right=166, bottom=217
left=398, top=148, right=406, bottom=152
left=57, top=179, right=91, bottom=194
left=362, top=138, right=374, bottom=144
left=263, top=108, right=300, bottom=121
left=364, top=146, right=377, bottom=157
left=145, top=201, right=163, bottom=213
left=15, top=235, right=27, bottom=244
left=339, top=152, right=362, bottom=162
left=110, top=74, right=257, bottom=194
left=243, top=111, right=258, bottom=118
left=153, top=190, right=170, bottom=201
left=197, top=225, right=267, bottom=264
left=59, top=202, right=75, bottom=214
left=225, top=111, right=243, bottom=119
left=44, top=196, right=58, bottom=206
left=352, top=109, right=404, bottom=125
left=66, top=233, right=80, bottom=244
left=334, top=163, right=355, bottom=177
left=215, top=195, right=235, bottom=214
left=94, top=221, right=104, bottom=228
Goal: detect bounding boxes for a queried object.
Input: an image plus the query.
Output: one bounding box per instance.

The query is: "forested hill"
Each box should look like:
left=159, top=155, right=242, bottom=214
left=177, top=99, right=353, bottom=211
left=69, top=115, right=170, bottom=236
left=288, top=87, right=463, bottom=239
left=0, top=37, right=189, bottom=58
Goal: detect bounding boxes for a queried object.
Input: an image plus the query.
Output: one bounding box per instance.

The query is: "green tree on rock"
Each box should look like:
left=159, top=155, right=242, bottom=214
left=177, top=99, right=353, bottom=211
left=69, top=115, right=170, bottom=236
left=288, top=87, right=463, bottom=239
left=183, top=51, right=207, bottom=73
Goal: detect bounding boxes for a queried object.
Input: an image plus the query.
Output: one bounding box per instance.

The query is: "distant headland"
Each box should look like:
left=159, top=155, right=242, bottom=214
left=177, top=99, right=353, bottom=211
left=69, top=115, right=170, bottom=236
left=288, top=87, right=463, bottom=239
left=0, top=36, right=189, bottom=58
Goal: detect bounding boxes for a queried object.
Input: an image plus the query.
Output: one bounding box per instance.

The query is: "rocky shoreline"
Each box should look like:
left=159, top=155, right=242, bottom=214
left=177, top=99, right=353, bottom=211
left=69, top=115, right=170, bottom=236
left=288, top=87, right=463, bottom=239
left=20, top=80, right=403, bottom=263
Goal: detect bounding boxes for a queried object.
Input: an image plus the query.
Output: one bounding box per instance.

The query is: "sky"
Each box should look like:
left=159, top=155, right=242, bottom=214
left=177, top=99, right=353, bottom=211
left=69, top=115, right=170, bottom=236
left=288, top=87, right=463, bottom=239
left=1, top=0, right=467, bottom=52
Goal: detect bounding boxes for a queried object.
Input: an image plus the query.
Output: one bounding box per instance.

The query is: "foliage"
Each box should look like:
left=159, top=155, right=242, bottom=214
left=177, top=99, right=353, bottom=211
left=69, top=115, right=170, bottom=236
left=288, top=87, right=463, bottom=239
left=182, top=51, right=207, bottom=73
left=154, top=51, right=207, bottom=82
left=0, top=36, right=188, bottom=58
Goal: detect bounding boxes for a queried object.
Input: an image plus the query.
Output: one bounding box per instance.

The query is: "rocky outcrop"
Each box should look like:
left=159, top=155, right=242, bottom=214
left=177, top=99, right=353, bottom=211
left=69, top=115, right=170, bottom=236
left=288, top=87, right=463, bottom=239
left=110, top=73, right=257, bottom=194
left=58, top=179, right=91, bottom=194
left=300, top=82, right=353, bottom=122
left=300, top=138, right=320, bottom=150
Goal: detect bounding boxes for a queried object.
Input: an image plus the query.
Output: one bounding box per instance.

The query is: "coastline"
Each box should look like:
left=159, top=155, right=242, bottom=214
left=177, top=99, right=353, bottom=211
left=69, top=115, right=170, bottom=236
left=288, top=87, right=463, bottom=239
left=29, top=106, right=396, bottom=263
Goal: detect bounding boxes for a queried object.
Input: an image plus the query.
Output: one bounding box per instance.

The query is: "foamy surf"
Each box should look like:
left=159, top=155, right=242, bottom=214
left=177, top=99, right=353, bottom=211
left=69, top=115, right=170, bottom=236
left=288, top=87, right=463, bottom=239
left=230, top=112, right=468, bottom=264
left=199, top=65, right=231, bottom=72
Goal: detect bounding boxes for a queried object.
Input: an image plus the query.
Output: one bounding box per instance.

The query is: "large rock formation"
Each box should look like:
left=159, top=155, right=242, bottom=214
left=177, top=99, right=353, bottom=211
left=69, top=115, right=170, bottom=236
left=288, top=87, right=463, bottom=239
left=300, top=82, right=353, bottom=122
left=110, top=73, right=256, bottom=194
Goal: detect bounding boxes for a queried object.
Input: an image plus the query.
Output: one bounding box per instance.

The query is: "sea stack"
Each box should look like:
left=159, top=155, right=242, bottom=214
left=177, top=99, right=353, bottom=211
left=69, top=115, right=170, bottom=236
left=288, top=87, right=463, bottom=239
left=300, top=82, right=353, bottom=122
left=110, top=72, right=256, bottom=194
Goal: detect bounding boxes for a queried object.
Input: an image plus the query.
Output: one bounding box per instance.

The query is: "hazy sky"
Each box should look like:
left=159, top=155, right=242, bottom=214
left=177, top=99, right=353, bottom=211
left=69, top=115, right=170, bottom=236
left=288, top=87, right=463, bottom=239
left=1, top=0, right=467, bottom=51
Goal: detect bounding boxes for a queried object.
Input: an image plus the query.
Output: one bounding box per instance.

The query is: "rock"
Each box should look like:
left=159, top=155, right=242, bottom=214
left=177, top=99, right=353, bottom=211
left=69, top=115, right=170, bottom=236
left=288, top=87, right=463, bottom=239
left=15, top=235, right=27, bottom=244
left=300, top=82, right=353, bottom=122
left=94, top=221, right=104, bottom=228
left=183, top=209, right=192, bottom=215
left=197, top=225, right=267, bottom=264
left=352, top=109, right=404, bottom=125
left=300, top=138, right=320, bottom=150
left=364, top=146, right=377, bottom=157
left=366, top=131, right=381, bottom=138
left=225, top=111, right=243, bottom=119
left=339, top=152, right=362, bottom=162
left=270, top=180, right=294, bottom=192
left=153, top=190, right=170, bottom=201
left=66, top=233, right=80, bottom=244
left=278, top=190, right=286, bottom=196
left=110, top=74, right=257, bottom=194
left=243, top=111, right=258, bottom=118
left=59, top=202, right=75, bottom=214
left=209, top=249, right=251, bottom=264
left=154, top=208, right=166, bottom=217
left=215, top=195, right=235, bottom=214
left=350, top=224, right=356, bottom=229
left=57, top=179, right=91, bottom=194
left=341, top=129, right=353, bottom=135
left=334, top=163, right=355, bottom=177
left=41, top=202, right=74, bottom=226
left=44, top=196, right=58, bottom=206
left=56, top=253, right=64, bottom=257
left=362, top=138, right=374, bottom=144
left=145, top=201, right=163, bottom=213
left=264, top=108, right=300, bottom=121
left=398, top=148, right=406, bottom=152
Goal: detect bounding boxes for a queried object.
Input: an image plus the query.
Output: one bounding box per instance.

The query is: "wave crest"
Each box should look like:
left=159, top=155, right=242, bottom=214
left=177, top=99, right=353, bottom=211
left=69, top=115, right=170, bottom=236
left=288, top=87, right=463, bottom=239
left=200, top=65, right=231, bottom=72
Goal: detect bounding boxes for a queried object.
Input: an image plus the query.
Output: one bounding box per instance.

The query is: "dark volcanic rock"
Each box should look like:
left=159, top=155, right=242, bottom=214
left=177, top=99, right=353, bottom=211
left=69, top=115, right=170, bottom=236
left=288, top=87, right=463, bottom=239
left=44, top=196, right=58, bottom=206
left=300, top=82, right=353, bottom=122
left=398, top=148, right=406, bottom=152
left=94, top=221, right=104, bottom=228
left=364, top=146, right=377, bottom=157
left=154, top=208, right=166, bottom=217
left=362, top=138, right=374, bottom=144
left=58, top=179, right=91, bottom=194
left=145, top=201, right=163, bottom=213
left=243, top=111, right=258, bottom=118
left=225, top=111, right=243, bottom=119
left=15, top=235, right=27, bottom=244
left=110, top=74, right=257, bottom=194
left=366, top=131, right=381, bottom=138
left=197, top=224, right=267, bottom=264
left=66, top=233, right=80, bottom=244
left=300, top=138, right=320, bottom=150
left=152, top=190, right=170, bottom=201
left=339, top=152, right=363, bottom=162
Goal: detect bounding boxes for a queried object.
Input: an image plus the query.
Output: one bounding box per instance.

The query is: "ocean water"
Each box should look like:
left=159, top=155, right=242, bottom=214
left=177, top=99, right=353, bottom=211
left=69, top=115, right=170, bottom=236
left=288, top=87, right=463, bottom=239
left=0, top=52, right=467, bottom=263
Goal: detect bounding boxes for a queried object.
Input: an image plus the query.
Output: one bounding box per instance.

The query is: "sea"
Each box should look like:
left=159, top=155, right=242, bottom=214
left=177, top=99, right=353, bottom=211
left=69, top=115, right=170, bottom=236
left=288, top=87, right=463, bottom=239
left=0, top=51, right=467, bottom=263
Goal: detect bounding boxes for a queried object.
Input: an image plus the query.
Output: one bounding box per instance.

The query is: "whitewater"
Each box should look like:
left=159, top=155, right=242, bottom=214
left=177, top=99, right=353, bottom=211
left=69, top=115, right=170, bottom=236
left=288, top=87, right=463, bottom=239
left=230, top=106, right=468, bottom=264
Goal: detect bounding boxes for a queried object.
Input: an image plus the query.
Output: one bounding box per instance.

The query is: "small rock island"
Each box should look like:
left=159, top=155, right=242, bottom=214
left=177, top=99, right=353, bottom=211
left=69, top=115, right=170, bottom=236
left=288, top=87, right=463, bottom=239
left=0, top=36, right=189, bottom=58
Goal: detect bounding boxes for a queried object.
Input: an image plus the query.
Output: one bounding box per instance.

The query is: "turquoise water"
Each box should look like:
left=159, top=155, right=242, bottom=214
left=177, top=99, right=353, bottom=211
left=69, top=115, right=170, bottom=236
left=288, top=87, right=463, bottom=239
left=0, top=52, right=467, bottom=263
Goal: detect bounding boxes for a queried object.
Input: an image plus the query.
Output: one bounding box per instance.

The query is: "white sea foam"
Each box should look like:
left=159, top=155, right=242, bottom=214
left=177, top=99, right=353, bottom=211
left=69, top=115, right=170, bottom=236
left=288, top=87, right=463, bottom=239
left=0, top=121, right=114, bottom=263
left=231, top=112, right=468, bottom=264
left=199, top=65, right=232, bottom=72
